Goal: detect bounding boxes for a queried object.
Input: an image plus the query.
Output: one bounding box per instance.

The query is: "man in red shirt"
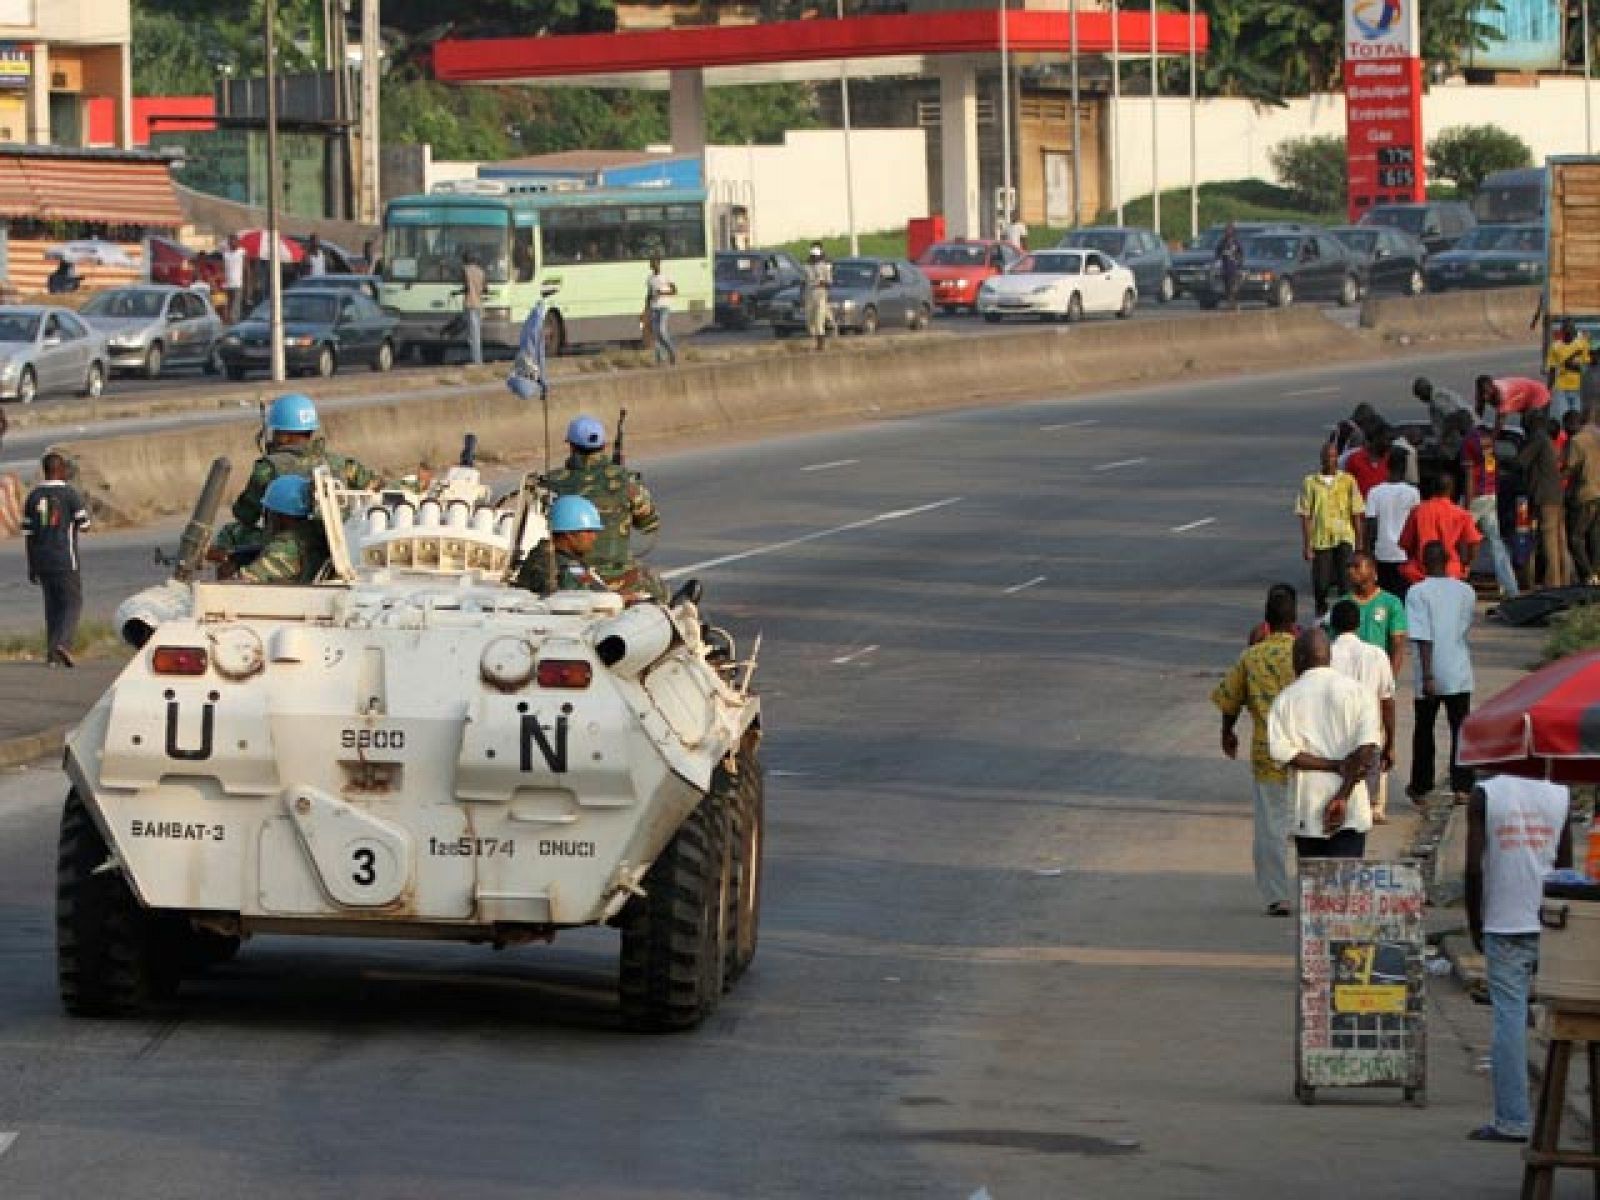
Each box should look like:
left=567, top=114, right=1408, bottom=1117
left=1398, top=472, right=1482, bottom=584
left=1475, top=375, right=1550, bottom=432
left=1344, top=425, right=1394, bottom=498
left=1461, top=418, right=1519, bottom=599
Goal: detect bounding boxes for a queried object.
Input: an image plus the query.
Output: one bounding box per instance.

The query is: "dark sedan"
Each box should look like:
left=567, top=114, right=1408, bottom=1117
left=769, top=258, right=933, bottom=335
left=217, top=290, right=399, bottom=379
left=1169, top=221, right=1308, bottom=297
left=1425, top=224, right=1544, bottom=292
left=714, top=250, right=804, bottom=328
left=1328, top=226, right=1427, bottom=296
left=1196, top=230, right=1362, bottom=309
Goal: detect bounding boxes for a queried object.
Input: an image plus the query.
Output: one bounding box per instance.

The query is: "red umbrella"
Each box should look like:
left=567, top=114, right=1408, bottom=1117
left=236, top=229, right=304, bottom=262
left=1458, top=649, right=1600, bottom=783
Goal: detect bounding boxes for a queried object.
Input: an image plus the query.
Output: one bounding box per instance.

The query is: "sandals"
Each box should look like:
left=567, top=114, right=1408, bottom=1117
left=1467, top=1125, right=1527, bottom=1143
left=1266, top=902, right=1292, bottom=917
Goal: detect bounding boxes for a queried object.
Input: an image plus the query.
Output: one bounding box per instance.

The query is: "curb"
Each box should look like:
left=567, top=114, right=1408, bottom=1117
left=0, top=722, right=71, bottom=771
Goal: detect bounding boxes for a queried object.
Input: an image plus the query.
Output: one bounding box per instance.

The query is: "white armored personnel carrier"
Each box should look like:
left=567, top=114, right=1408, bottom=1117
left=58, top=445, right=763, bottom=1031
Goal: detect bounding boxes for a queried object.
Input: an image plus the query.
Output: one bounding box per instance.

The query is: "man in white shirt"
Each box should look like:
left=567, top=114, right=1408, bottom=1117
left=304, top=233, right=328, bottom=278
left=1465, top=775, right=1572, bottom=1143
left=1404, top=540, right=1477, bottom=803
left=222, top=234, right=245, bottom=324
left=1003, top=217, right=1029, bottom=251
left=1328, top=599, right=1396, bottom=824
left=1364, top=447, right=1421, bottom=598
left=1267, top=628, right=1384, bottom=859
left=646, top=254, right=677, bottom=367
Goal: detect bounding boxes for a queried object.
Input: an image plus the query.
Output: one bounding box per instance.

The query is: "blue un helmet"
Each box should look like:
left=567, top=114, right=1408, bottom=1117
left=549, top=495, right=603, bottom=534
left=261, top=474, right=315, bottom=519
left=266, top=393, right=320, bottom=436
left=565, top=415, right=606, bottom=451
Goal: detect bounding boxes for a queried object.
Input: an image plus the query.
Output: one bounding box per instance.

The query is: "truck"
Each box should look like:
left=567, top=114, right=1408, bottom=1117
left=1543, top=156, right=1600, bottom=357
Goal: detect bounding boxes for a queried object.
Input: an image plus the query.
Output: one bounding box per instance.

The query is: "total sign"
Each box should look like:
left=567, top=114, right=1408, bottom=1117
left=1343, top=0, right=1427, bottom=219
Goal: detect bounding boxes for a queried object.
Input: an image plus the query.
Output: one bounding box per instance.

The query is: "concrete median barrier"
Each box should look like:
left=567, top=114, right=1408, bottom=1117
left=1360, top=286, right=1541, bottom=343
left=55, top=307, right=1380, bottom=526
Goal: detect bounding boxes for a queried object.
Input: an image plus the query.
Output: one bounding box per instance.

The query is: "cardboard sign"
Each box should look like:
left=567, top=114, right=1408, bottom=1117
left=1343, top=0, right=1427, bottom=218
left=1296, top=859, right=1427, bottom=1102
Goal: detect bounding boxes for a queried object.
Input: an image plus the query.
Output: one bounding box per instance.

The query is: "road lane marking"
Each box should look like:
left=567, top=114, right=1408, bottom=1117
left=801, top=458, right=860, bottom=473
left=1171, top=517, right=1216, bottom=533
left=662, top=496, right=963, bottom=580
left=1040, top=418, right=1098, bottom=430
left=1092, top=457, right=1146, bottom=472
left=769, top=929, right=1293, bottom=971
left=831, top=644, right=878, bottom=665
left=1284, top=385, right=1340, bottom=397
left=1003, top=575, right=1047, bottom=594
left=0, top=1132, right=16, bottom=1159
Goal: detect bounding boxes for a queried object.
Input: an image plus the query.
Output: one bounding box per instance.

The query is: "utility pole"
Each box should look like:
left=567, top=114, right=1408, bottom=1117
left=837, top=0, right=858, bottom=255
left=1188, top=0, right=1198, bottom=240
left=1069, top=0, right=1081, bottom=228
left=360, top=0, right=381, bottom=224
left=265, top=0, right=286, bottom=383
left=1000, top=0, right=1012, bottom=231
left=1150, top=0, right=1160, bottom=238
left=1586, top=0, right=1594, bottom=154
left=1112, top=0, right=1122, bottom=224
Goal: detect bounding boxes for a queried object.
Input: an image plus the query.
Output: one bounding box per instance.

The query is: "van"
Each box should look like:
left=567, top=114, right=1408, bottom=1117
left=1358, top=202, right=1477, bottom=256
left=1473, top=168, right=1545, bottom=226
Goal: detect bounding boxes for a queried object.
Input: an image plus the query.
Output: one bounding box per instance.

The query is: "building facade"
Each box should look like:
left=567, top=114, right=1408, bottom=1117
left=0, top=0, right=132, bottom=149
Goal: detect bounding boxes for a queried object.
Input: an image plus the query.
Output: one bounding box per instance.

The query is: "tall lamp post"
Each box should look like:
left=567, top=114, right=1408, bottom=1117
left=265, top=0, right=285, bottom=383
left=1188, top=0, right=1198, bottom=239
left=1069, top=0, right=1081, bottom=228
left=1112, top=0, right=1122, bottom=224
left=1149, top=0, right=1160, bottom=238
left=1586, top=0, right=1594, bottom=154
left=1001, top=0, right=1013, bottom=230
left=837, top=0, right=859, bottom=256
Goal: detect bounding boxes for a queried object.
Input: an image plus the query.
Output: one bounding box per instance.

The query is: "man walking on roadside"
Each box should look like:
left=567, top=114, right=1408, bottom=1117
left=1213, top=584, right=1300, bottom=916
left=1267, top=628, right=1383, bottom=860
left=1517, top=410, right=1570, bottom=588
left=1405, top=540, right=1477, bottom=805
left=1297, top=441, right=1365, bottom=617
left=646, top=254, right=678, bottom=367
left=1216, top=222, right=1244, bottom=310
left=1398, top=471, right=1481, bottom=586
left=22, top=452, right=90, bottom=668
left=1329, top=599, right=1397, bottom=825
left=802, top=243, right=833, bottom=352
left=1461, top=408, right=1519, bottom=601
left=461, top=252, right=486, bottom=366
left=1366, top=448, right=1421, bottom=597
left=1465, top=774, right=1573, bottom=1144
left=222, top=233, right=245, bottom=324
left=1335, top=551, right=1407, bottom=676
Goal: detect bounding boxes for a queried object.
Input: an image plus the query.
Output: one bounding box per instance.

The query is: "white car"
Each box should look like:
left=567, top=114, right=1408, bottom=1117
left=976, top=249, right=1139, bottom=323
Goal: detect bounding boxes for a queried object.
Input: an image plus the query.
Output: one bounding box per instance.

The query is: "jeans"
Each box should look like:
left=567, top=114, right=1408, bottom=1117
left=38, top=569, right=82, bottom=661
left=1310, top=542, right=1353, bottom=616
left=1410, top=691, right=1472, bottom=796
left=1252, top=777, right=1293, bottom=907
left=1550, top=387, right=1581, bottom=423
left=465, top=308, right=483, bottom=365
left=651, top=305, right=676, bottom=366
left=1294, top=828, right=1366, bottom=859
left=1469, top=494, right=1518, bottom=598
left=1484, top=932, right=1540, bottom=1137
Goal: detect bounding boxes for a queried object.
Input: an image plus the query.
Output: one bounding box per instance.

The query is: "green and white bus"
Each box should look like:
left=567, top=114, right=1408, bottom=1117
left=380, top=183, right=713, bottom=360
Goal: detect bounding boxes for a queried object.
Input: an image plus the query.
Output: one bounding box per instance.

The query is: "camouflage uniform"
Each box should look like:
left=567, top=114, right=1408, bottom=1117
left=513, top=543, right=611, bottom=596
left=542, top=450, right=660, bottom=586
left=230, top=437, right=381, bottom=532
left=235, top=525, right=329, bottom=585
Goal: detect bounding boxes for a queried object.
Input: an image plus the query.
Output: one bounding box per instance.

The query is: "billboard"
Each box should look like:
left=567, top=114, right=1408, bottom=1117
left=1466, top=0, right=1565, bottom=72
left=1344, top=0, right=1427, bottom=219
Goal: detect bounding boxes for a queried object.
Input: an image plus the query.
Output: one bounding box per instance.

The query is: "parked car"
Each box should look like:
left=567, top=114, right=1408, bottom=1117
left=770, top=258, right=933, bottom=335
left=1196, top=230, right=1362, bottom=309
left=1327, top=226, right=1428, bottom=297
left=1358, top=201, right=1476, bottom=256
left=1168, top=222, right=1308, bottom=297
left=714, top=250, right=804, bottom=327
left=1423, top=224, right=1544, bottom=291
left=0, top=306, right=109, bottom=403
left=217, top=290, right=400, bottom=379
left=976, top=248, right=1138, bottom=322
left=1056, top=226, right=1174, bottom=303
left=79, top=285, right=225, bottom=379
left=287, top=273, right=385, bottom=303
left=914, top=239, right=1019, bottom=312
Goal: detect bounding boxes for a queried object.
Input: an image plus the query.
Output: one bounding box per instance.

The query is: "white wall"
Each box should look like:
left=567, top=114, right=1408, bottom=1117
left=1104, top=77, right=1600, bottom=211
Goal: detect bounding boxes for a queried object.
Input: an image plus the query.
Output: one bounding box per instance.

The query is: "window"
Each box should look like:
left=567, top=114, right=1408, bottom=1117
left=512, top=224, right=536, bottom=282
left=43, top=314, right=60, bottom=338
left=542, top=201, right=706, bottom=266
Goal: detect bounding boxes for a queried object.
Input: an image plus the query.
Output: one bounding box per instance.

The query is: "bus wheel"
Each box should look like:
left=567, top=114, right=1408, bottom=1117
left=543, top=311, right=566, bottom=359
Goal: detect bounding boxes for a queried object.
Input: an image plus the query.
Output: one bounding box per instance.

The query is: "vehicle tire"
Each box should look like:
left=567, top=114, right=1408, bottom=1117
left=912, top=302, right=932, bottom=331
left=57, top=789, right=179, bottom=1016
left=143, top=342, right=164, bottom=380
left=174, top=927, right=241, bottom=973
left=860, top=306, right=879, bottom=335
left=315, top=345, right=336, bottom=378
left=723, top=748, right=765, bottom=986
left=542, top=311, right=565, bottom=359
left=1158, top=273, right=1176, bottom=303
left=1117, top=289, right=1136, bottom=319
left=1065, top=293, right=1083, bottom=323
left=80, top=361, right=105, bottom=399
left=1407, top=268, right=1425, bottom=296
left=225, top=365, right=247, bottom=381
left=371, top=339, right=395, bottom=372
left=17, top=365, right=36, bottom=404
left=618, top=788, right=732, bottom=1032
left=1272, top=278, right=1295, bottom=309
left=983, top=313, right=1002, bottom=324
left=1337, top=274, right=1359, bottom=307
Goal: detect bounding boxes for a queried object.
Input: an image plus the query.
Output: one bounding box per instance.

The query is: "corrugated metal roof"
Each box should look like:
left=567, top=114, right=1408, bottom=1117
left=0, top=153, right=182, bottom=229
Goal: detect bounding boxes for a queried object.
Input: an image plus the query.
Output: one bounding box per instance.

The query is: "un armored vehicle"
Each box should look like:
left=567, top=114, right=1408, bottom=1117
left=58, top=449, right=763, bottom=1031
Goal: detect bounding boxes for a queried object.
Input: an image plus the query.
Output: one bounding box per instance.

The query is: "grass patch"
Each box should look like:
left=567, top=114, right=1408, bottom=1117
left=0, top=620, right=127, bottom=664
left=1542, top=604, right=1600, bottom=664
left=1107, top=179, right=1342, bottom=245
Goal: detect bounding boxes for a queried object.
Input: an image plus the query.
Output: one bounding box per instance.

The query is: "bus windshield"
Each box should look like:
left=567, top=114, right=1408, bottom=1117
left=383, top=210, right=512, bottom=284
left=1474, top=183, right=1543, bottom=225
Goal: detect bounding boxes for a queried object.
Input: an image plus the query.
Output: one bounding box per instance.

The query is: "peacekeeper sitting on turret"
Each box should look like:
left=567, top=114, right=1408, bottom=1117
left=213, top=393, right=382, bottom=567
left=514, top=495, right=614, bottom=596
left=234, top=475, right=330, bottom=585
left=543, top=415, right=665, bottom=602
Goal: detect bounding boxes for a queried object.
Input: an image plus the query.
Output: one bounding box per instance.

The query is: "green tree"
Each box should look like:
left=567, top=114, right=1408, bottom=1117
left=1426, top=124, right=1533, bottom=194
left=706, top=84, right=820, bottom=144
left=1267, top=134, right=1347, bottom=213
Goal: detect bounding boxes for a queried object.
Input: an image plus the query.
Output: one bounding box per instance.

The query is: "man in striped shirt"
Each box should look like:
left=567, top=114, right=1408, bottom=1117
left=22, top=452, right=90, bottom=667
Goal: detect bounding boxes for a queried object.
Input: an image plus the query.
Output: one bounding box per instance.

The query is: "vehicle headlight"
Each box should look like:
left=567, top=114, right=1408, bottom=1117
left=1245, top=270, right=1275, bottom=282
left=222, top=333, right=240, bottom=345
left=1516, top=261, right=1536, bottom=272
left=838, top=299, right=855, bottom=311
left=0, top=358, right=16, bottom=378
left=108, top=335, right=142, bottom=350
left=978, top=282, right=995, bottom=296
left=286, top=335, right=315, bottom=348
left=953, top=277, right=969, bottom=288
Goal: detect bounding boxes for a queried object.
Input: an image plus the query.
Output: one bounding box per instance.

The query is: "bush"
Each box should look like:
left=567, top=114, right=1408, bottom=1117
left=1542, top=604, right=1600, bottom=664
left=1267, top=135, right=1347, bottom=215
left=1427, top=125, right=1533, bottom=196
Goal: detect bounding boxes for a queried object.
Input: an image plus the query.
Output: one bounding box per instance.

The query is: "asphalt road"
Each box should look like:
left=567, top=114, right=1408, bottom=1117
left=0, top=340, right=1585, bottom=1198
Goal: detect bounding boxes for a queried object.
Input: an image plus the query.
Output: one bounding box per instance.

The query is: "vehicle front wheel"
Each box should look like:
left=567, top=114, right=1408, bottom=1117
left=81, top=361, right=106, bottom=398
left=724, top=749, right=765, bottom=985
left=1407, top=268, right=1425, bottom=295
left=1117, top=289, right=1136, bottom=319
left=1158, top=273, right=1176, bottom=303
left=315, top=345, right=336, bottom=378
left=1272, top=278, right=1295, bottom=308
left=143, top=342, right=164, bottom=379
left=859, top=306, right=879, bottom=335
left=912, top=302, right=932, bottom=331
left=17, top=365, right=36, bottom=404
left=1065, top=293, right=1083, bottom=323
left=1337, top=275, right=1359, bottom=307
left=372, top=339, right=394, bottom=372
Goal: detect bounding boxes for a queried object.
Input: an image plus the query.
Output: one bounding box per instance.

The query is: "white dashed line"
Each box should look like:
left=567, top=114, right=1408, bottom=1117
left=1171, top=517, right=1217, bottom=533
left=662, top=496, right=963, bottom=580
left=801, top=458, right=860, bottom=473
left=831, top=644, right=879, bottom=665
left=1285, top=386, right=1340, bottom=397
left=1092, top=457, right=1147, bottom=472
left=1004, top=575, right=1047, bottom=594
left=0, top=1132, right=17, bottom=1159
left=1040, top=418, right=1099, bottom=431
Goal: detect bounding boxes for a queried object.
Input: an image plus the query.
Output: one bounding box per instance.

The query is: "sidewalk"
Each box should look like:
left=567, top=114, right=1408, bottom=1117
left=0, top=658, right=122, bottom=768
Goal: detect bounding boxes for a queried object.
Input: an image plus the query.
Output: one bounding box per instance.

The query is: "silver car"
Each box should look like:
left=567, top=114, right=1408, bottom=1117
left=79, top=285, right=223, bottom=378
left=0, top=307, right=109, bottom=403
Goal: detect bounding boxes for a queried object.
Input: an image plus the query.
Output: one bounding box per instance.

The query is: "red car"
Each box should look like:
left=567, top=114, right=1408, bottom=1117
left=915, top=239, right=1021, bottom=312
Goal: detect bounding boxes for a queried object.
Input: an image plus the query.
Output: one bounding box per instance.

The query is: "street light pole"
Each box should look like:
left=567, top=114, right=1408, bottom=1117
left=1000, top=0, right=1013, bottom=232
left=265, top=0, right=286, bottom=383
left=1069, top=0, right=1081, bottom=228
left=1112, top=0, right=1122, bottom=224
left=1585, top=0, right=1594, bottom=154
left=1150, top=0, right=1160, bottom=238
left=837, top=0, right=859, bottom=256
left=1188, top=0, right=1198, bottom=240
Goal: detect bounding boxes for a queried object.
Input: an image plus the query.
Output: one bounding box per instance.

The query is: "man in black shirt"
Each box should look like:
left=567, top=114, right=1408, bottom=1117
left=22, top=453, right=89, bottom=666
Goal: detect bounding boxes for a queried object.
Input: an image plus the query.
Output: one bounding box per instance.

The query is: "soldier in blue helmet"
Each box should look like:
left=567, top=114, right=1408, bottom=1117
left=514, top=494, right=612, bottom=595
left=542, top=414, right=663, bottom=600
left=235, top=475, right=329, bottom=585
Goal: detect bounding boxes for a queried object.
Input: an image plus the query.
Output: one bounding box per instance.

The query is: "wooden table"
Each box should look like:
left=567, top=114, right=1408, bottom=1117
left=1522, top=1005, right=1600, bottom=1200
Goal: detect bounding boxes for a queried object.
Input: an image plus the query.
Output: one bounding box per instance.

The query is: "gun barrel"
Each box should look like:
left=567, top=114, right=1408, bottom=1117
left=460, top=433, right=478, bottom=467
left=172, top=457, right=232, bottom=583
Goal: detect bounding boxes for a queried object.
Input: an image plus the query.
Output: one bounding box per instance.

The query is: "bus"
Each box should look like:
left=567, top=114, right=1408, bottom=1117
left=380, top=183, right=713, bottom=361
